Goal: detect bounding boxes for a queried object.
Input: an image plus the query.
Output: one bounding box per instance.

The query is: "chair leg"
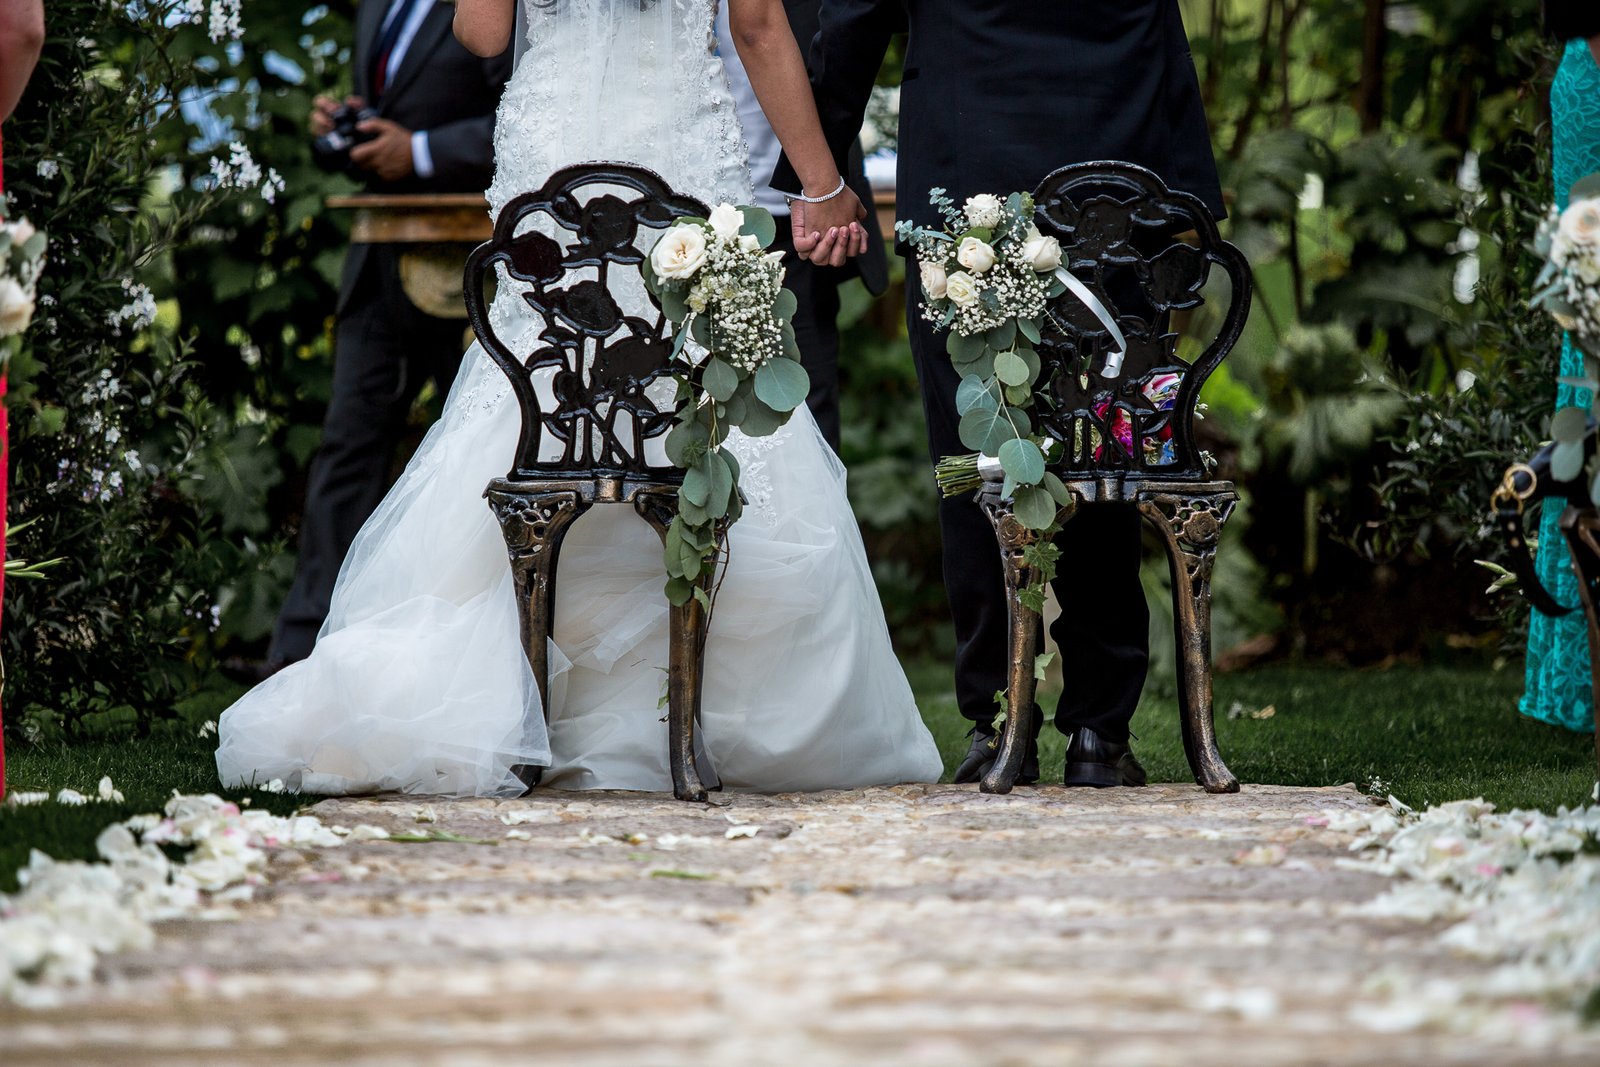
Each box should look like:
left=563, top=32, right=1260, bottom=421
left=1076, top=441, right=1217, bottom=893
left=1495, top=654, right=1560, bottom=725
left=979, top=495, right=1043, bottom=796
left=637, top=489, right=710, bottom=802
left=487, top=487, right=587, bottom=795
left=1139, top=491, right=1240, bottom=794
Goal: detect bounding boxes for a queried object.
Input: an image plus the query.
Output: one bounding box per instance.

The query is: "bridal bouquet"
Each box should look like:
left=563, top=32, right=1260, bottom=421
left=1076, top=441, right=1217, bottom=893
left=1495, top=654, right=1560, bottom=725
left=643, top=203, right=807, bottom=607
left=897, top=189, right=1075, bottom=611
left=1533, top=175, right=1600, bottom=498
left=0, top=200, right=49, bottom=367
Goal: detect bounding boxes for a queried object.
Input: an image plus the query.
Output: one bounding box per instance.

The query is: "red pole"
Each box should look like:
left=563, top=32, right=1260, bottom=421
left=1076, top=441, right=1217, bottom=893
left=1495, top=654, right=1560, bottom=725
left=1, top=128, right=10, bottom=800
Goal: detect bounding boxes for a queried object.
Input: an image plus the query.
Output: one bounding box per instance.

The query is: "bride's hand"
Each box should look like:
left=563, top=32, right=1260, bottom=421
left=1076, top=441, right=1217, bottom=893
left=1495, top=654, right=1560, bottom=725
left=792, top=189, right=870, bottom=268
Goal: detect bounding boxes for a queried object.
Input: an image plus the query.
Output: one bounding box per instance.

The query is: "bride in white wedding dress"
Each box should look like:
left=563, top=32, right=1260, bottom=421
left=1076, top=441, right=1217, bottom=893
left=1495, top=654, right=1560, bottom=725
left=215, top=0, right=944, bottom=797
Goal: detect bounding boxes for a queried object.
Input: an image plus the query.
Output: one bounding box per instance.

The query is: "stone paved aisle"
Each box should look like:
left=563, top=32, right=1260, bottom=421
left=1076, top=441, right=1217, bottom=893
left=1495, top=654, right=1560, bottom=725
left=3, top=783, right=1598, bottom=1066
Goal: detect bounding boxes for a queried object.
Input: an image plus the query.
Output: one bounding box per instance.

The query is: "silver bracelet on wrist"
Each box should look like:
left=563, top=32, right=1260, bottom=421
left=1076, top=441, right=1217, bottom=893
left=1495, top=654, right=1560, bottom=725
left=788, top=176, right=847, bottom=205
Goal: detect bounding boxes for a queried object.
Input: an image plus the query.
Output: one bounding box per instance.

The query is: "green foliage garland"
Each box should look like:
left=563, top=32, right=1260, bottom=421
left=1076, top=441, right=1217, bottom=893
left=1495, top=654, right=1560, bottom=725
left=641, top=205, right=807, bottom=609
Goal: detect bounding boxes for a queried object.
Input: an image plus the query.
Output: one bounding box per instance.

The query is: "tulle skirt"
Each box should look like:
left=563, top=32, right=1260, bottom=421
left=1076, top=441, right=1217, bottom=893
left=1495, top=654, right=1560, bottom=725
left=215, top=346, right=945, bottom=796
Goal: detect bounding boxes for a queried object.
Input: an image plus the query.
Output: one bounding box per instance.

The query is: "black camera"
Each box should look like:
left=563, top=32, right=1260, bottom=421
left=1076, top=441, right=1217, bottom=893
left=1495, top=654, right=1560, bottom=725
left=311, top=105, right=380, bottom=174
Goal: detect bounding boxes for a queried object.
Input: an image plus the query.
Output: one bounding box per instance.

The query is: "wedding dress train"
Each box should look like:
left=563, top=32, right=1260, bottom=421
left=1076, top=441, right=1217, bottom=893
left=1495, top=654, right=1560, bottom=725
left=215, top=0, right=944, bottom=796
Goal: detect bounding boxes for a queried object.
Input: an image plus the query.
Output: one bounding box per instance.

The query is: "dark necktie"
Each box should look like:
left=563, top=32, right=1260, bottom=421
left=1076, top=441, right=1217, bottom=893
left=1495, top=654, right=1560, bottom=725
left=371, top=0, right=421, bottom=101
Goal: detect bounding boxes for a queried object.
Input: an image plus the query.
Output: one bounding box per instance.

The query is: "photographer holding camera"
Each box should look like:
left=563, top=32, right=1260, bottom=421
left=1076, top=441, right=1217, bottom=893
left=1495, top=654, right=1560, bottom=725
left=239, top=0, right=511, bottom=682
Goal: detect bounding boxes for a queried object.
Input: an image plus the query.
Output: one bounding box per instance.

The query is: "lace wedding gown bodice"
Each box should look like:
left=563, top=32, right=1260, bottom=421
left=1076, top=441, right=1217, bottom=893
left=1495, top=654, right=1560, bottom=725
left=215, top=1, right=943, bottom=796
left=488, top=0, right=750, bottom=217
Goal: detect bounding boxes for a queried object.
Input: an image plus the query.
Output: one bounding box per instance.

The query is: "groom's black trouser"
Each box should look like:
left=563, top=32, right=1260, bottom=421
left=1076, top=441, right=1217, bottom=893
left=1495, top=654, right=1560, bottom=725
left=269, top=246, right=467, bottom=664
left=771, top=224, right=844, bottom=452
left=906, top=286, right=1150, bottom=743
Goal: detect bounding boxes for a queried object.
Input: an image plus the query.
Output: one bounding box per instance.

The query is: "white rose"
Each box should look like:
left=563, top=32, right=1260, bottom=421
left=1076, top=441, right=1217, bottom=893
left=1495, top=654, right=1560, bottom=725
left=920, top=259, right=949, bottom=300
left=964, top=194, right=1003, bottom=230
left=1020, top=226, right=1063, bottom=272
left=708, top=203, right=746, bottom=241
left=739, top=233, right=762, bottom=253
left=1559, top=199, right=1600, bottom=252
left=651, top=224, right=709, bottom=280
left=0, top=277, right=36, bottom=336
left=945, top=270, right=980, bottom=307
left=956, top=237, right=997, bottom=274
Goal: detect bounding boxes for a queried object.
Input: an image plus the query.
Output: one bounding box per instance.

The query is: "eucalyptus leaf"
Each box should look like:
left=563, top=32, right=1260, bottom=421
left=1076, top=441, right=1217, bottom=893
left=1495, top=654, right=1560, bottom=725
left=660, top=286, right=688, bottom=323
left=664, top=417, right=708, bottom=467
left=690, top=314, right=711, bottom=348
left=1553, top=439, right=1586, bottom=482
left=947, top=330, right=986, bottom=362
left=680, top=465, right=710, bottom=508
left=959, top=405, right=1024, bottom=455
left=664, top=521, right=688, bottom=579
left=985, top=319, right=1017, bottom=351
left=1572, top=174, right=1600, bottom=203
left=1017, top=316, right=1042, bottom=345
left=1552, top=406, right=1588, bottom=443
left=1003, top=383, right=1033, bottom=407
left=1013, top=485, right=1057, bottom=531
left=739, top=206, right=778, bottom=246
left=739, top=396, right=785, bottom=437
left=704, top=453, right=734, bottom=516
left=998, top=438, right=1046, bottom=484
left=754, top=357, right=810, bottom=412
left=774, top=287, right=798, bottom=322
left=703, top=357, right=739, bottom=402
left=1041, top=471, right=1074, bottom=506
left=994, top=350, right=1031, bottom=387
left=956, top=374, right=1001, bottom=416
left=665, top=575, right=694, bottom=607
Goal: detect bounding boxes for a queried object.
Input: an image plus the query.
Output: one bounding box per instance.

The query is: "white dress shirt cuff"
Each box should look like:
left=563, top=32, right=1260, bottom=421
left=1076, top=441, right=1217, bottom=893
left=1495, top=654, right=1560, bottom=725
left=411, top=131, right=435, bottom=180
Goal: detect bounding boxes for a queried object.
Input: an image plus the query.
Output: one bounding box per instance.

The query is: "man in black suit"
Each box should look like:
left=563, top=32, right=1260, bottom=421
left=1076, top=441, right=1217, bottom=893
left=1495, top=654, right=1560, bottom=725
left=780, top=0, right=1224, bottom=785
left=716, top=0, right=886, bottom=450
left=264, top=0, right=511, bottom=673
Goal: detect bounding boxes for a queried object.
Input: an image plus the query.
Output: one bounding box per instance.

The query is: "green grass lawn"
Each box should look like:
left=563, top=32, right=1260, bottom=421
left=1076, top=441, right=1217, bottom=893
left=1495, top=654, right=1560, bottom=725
left=913, top=660, right=1598, bottom=813
left=3, top=662, right=1595, bottom=892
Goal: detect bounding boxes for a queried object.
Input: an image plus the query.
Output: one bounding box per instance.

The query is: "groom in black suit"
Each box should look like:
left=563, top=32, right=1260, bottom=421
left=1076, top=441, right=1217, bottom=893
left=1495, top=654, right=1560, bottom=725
left=265, top=0, right=511, bottom=672
left=780, top=0, right=1224, bottom=785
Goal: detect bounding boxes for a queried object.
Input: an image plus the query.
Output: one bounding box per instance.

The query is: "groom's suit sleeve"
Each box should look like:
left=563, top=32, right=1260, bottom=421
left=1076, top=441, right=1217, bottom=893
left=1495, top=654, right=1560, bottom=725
left=770, top=0, right=904, bottom=195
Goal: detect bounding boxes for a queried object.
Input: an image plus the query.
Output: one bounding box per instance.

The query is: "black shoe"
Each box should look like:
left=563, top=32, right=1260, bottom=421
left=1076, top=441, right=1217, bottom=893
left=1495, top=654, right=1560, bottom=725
left=220, top=656, right=294, bottom=686
left=954, top=722, right=1041, bottom=786
left=1062, top=726, right=1148, bottom=788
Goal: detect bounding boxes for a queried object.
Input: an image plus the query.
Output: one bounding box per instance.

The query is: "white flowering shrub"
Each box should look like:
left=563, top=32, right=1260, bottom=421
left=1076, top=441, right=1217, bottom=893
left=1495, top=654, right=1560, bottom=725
left=1, top=0, right=350, bottom=740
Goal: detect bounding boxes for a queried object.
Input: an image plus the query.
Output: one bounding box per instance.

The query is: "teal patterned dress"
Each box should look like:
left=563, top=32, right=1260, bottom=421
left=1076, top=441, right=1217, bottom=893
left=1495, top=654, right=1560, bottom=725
left=1524, top=38, right=1600, bottom=733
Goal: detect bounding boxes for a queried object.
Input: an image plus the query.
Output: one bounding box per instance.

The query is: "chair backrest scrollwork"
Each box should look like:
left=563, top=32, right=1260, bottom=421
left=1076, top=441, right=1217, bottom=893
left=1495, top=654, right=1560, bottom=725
left=465, top=163, right=710, bottom=481
left=1031, top=162, right=1251, bottom=483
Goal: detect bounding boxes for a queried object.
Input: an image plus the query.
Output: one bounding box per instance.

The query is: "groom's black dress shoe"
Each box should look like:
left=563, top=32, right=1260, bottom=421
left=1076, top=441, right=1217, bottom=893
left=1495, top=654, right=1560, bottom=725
left=954, top=717, right=1041, bottom=786
left=1062, top=726, right=1148, bottom=788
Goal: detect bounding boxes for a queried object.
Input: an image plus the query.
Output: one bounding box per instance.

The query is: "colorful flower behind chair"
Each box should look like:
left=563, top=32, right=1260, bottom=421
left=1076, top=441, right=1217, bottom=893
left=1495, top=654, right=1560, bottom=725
left=1093, top=372, right=1181, bottom=466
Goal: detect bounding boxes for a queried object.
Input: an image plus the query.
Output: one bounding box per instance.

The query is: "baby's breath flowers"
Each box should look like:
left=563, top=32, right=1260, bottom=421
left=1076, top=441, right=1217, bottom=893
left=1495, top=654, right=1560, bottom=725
left=642, top=204, right=806, bottom=608
left=898, top=189, right=1074, bottom=612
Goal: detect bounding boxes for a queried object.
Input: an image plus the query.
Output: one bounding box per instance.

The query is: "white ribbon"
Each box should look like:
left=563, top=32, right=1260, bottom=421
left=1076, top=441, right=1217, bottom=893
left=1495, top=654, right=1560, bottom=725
left=1053, top=267, right=1127, bottom=379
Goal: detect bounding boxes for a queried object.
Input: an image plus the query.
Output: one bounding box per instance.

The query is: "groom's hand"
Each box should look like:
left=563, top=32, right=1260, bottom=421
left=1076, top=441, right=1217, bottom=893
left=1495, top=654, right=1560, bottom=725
left=351, top=117, right=416, bottom=183
left=791, top=192, right=870, bottom=268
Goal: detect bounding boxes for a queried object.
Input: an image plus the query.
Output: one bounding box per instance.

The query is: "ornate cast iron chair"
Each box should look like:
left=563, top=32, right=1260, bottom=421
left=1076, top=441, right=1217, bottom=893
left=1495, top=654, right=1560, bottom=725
left=464, top=163, right=715, bottom=802
left=979, top=161, right=1253, bottom=796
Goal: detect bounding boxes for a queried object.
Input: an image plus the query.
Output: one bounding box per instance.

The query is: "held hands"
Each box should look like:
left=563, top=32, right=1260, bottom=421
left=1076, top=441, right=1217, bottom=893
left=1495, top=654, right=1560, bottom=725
left=791, top=186, right=871, bottom=268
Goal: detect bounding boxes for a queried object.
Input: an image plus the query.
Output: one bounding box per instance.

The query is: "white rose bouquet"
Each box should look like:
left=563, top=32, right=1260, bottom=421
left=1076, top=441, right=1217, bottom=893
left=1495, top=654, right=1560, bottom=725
left=897, top=189, right=1074, bottom=613
left=0, top=197, right=49, bottom=367
left=1533, top=175, right=1600, bottom=499
left=642, top=203, right=807, bottom=607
